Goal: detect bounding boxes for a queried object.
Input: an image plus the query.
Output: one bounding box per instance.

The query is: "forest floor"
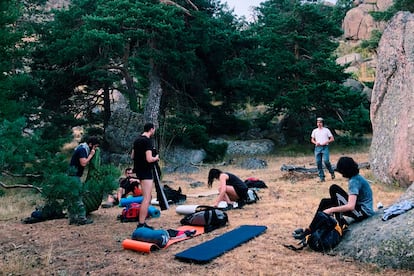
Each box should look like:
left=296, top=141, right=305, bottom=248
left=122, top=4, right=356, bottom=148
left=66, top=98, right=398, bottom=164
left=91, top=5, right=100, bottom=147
left=0, top=149, right=412, bottom=275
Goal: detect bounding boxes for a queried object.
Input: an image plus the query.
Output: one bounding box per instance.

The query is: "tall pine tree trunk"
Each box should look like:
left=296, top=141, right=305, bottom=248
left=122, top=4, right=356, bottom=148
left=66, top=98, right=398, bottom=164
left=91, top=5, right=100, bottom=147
left=144, top=58, right=162, bottom=128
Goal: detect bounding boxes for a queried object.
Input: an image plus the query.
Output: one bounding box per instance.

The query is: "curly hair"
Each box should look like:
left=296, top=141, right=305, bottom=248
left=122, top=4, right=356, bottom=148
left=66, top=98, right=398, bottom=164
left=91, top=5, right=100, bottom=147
left=335, top=156, right=359, bottom=178
left=207, top=168, right=222, bottom=188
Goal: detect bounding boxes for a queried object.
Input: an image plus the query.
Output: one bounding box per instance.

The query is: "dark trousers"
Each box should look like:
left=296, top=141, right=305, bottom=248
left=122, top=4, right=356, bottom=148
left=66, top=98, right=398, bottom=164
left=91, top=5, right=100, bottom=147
left=310, top=184, right=368, bottom=229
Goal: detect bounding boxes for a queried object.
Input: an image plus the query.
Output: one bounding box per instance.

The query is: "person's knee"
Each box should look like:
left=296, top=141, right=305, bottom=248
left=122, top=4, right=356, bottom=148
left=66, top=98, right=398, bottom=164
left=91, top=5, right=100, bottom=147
left=329, top=184, right=341, bottom=192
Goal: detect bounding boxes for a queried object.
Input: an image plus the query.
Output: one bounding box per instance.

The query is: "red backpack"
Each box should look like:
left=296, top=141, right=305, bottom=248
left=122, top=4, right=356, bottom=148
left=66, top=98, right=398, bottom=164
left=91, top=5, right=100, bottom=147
left=120, top=203, right=141, bottom=222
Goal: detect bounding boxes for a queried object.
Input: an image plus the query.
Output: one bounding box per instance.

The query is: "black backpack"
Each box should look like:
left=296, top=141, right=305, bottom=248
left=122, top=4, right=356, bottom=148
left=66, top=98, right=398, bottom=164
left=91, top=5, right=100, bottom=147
left=180, top=206, right=228, bottom=233
left=163, top=185, right=187, bottom=204
left=284, top=211, right=343, bottom=252
left=244, top=178, right=268, bottom=188
left=306, top=211, right=343, bottom=252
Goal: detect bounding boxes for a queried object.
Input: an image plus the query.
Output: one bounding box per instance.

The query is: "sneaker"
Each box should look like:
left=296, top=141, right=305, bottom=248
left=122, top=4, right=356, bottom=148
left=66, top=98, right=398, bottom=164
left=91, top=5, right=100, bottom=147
left=217, top=201, right=228, bottom=209
left=232, top=202, right=239, bottom=209
left=331, top=173, right=335, bottom=180
left=137, top=222, right=153, bottom=229
left=317, top=178, right=325, bottom=183
left=292, top=228, right=311, bottom=240
left=292, top=228, right=305, bottom=240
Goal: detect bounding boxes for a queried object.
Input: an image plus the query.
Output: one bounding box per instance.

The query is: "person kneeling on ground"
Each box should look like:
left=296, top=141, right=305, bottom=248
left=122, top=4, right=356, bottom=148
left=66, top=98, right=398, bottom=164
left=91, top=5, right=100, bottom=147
left=293, top=156, right=375, bottom=240
left=208, top=168, right=248, bottom=209
left=102, top=167, right=141, bottom=208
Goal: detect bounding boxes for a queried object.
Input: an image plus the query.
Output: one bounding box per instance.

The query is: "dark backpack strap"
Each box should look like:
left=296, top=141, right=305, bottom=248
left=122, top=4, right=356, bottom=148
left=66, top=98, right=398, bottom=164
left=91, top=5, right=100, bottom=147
left=283, top=243, right=307, bottom=251
left=195, top=205, right=216, bottom=212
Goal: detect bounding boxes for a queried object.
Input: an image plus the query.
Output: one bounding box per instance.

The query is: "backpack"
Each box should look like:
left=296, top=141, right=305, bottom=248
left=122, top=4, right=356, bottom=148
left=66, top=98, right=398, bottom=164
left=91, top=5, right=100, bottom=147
left=244, top=177, right=268, bottom=188
left=180, top=206, right=228, bottom=233
left=245, top=188, right=260, bottom=204
left=306, top=211, right=343, bottom=252
left=163, top=185, right=187, bottom=204
left=120, top=203, right=141, bottom=222
left=284, top=211, right=344, bottom=252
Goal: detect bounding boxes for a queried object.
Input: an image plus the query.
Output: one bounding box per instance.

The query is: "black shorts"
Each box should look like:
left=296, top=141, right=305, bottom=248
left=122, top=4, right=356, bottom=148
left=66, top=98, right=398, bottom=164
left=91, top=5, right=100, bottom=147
left=235, top=187, right=248, bottom=200
left=135, top=169, right=153, bottom=180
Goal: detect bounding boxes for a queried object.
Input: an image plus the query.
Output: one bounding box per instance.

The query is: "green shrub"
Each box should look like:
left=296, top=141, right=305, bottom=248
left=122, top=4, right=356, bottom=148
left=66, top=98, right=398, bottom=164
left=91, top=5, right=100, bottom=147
left=204, top=142, right=228, bottom=163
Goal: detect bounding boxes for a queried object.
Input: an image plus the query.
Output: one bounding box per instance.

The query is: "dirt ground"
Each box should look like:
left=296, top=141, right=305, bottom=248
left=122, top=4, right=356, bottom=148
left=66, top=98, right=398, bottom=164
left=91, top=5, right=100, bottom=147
left=0, top=151, right=412, bottom=275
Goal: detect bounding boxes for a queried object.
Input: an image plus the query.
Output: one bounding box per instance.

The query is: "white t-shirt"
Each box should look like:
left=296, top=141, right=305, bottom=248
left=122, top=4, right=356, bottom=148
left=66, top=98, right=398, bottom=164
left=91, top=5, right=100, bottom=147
left=311, top=127, right=333, bottom=145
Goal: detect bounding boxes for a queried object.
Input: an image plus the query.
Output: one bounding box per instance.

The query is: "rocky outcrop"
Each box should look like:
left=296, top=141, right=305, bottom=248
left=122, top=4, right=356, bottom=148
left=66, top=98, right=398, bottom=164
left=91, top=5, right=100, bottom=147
left=210, top=139, right=274, bottom=156
left=369, top=12, right=414, bottom=188
left=104, top=108, right=144, bottom=164
left=342, top=0, right=393, bottom=41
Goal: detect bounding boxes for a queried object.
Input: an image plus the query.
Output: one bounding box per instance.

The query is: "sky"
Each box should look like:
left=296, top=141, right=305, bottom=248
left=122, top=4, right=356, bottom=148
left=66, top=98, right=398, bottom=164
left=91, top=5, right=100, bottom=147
left=224, top=0, right=337, bottom=20
left=224, top=0, right=263, bottom=20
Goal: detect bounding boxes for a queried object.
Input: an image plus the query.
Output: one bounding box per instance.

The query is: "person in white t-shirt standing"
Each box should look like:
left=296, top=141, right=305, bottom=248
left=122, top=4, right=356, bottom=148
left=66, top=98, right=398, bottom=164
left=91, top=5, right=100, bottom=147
left=311, top=117, right=335, bottom=182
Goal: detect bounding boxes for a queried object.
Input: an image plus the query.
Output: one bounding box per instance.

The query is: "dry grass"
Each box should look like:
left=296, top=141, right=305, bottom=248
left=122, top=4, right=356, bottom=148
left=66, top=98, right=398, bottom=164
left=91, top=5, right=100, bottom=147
left=0, top=150, right=411, bottom=275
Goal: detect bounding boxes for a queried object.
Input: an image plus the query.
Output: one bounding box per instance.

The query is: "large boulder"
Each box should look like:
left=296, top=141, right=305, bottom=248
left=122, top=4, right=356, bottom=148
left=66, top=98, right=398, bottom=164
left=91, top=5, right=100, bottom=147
left=334, top=183, right=414, bottom=270
left=333, top=12, right=414, bottom=270
left=369, top=12, right=414, bottom=188
left=342, top=0, right=393, bottom=41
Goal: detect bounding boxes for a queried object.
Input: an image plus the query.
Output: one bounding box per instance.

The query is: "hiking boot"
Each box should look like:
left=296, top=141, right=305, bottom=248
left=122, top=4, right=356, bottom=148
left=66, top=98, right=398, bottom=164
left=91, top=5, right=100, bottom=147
left=101, top=202, right=114, bottom=208
left=331, top=173, right=335, bottom=180
left=69, top=217, right=93, bottom=225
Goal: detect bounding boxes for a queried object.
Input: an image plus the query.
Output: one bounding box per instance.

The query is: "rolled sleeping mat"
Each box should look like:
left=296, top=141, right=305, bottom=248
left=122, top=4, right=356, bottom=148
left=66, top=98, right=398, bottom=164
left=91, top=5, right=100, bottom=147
left=119, top=196, right=144, bottom=207
left=148, top=205, right=161, bottom=218
left=122, top=238, right=158, bottom=253
left=131, top=227, right=170, bottom=248
left=175, top=204, right=200, bottom=215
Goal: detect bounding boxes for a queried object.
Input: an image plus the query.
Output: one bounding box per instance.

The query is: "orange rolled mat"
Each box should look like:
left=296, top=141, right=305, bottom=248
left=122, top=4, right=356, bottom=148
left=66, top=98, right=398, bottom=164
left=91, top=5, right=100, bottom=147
left=122, top=239, right=159, bottom=253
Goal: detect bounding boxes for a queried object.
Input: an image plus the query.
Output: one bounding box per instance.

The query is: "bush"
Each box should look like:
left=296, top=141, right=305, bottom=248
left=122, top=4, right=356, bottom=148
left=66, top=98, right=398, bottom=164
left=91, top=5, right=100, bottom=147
left=204, top=142, right=228, bottom=163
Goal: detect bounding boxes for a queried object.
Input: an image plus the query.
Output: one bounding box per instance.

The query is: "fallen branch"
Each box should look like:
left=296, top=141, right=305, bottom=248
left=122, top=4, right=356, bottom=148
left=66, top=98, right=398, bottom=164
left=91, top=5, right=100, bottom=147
left=0, top=181, right=43, bottom=193
left=2, top=170, right=41, bottom=178
left=280, top=162, right=370, bottom=173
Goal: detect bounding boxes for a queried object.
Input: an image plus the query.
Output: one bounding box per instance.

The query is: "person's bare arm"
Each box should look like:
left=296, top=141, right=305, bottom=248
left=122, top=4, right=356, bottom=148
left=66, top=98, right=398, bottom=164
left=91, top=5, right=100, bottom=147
left=214, top=174, right=229, bottom=206
left=117, top=187, right=125, bottom=200
left=79, top=146, right=97, bottom=167
left=145, top=150, right=159, bottom=163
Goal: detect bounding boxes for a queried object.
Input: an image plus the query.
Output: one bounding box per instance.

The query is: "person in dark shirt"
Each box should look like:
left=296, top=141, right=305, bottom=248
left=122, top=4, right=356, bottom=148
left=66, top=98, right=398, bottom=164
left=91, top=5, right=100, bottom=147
left=101, top=167, right=141, bottom=208
left=131, top=123, right=159, bottom=228
left=68, top=136, right=99, bottom=225
left=208, top=168, right=248, bottom=208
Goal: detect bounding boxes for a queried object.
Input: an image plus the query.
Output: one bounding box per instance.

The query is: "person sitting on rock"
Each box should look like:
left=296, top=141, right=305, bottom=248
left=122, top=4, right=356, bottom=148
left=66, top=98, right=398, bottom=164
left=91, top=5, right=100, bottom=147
left=293, top=156, right=375, bottom=240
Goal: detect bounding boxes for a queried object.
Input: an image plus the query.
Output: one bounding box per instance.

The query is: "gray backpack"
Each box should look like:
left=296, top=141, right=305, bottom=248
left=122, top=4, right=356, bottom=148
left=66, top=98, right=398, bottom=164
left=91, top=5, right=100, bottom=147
left=180, top=206, right=228, bottom=233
